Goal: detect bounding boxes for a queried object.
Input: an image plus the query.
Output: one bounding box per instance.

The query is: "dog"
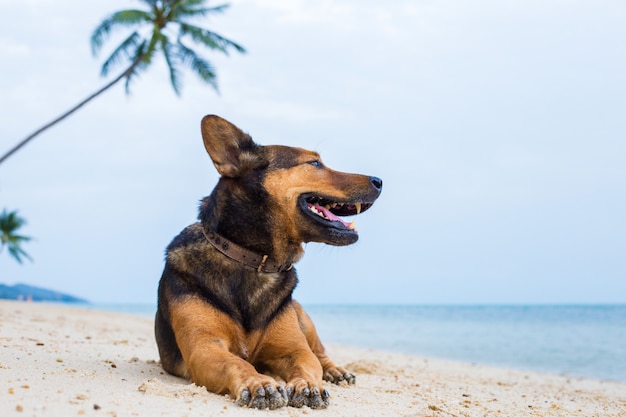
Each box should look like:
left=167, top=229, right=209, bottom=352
left=155, top=115, right=382, bottom=409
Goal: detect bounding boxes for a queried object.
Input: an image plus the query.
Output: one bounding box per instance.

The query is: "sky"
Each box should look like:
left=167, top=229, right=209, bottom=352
left=1, top=0, right=625, bottom=305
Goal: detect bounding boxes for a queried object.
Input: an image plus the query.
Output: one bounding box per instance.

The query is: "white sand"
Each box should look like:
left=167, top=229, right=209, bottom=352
left=1, top=300, right=624, bottom=416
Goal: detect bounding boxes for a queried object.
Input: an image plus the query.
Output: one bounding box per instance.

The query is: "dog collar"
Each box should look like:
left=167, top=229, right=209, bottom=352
left=201, top=227, right=293, bottom=273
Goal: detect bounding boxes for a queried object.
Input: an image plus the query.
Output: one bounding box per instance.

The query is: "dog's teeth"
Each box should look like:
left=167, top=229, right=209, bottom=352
left=348, top=221, right=357, bottom=230
left=309, top=205, right=325, bottom=218
left=355, top=203, right=362, bottom=214
left=325, top=204, right=331, bottom=210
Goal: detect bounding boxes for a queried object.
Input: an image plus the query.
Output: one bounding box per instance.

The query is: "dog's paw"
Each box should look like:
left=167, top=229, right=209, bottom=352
left=323, top=366, right=356, bottom=385
left=235, top=384, right=288, bottom=410
left=286, top=379, right=330, bottom=409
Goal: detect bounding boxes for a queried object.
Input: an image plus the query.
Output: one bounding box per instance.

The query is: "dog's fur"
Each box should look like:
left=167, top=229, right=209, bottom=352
left=155, top=115, right=382, bottom=409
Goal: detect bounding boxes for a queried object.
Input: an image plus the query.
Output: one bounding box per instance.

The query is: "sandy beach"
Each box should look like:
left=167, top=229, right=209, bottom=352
left=1, top=300, right=624, bottom=417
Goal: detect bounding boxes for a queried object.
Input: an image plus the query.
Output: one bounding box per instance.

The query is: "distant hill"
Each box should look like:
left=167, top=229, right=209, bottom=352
left=0, top=283, right=87, bottom=303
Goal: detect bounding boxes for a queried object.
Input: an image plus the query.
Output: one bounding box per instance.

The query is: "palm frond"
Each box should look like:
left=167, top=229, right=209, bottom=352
left=111, top=9, right=154, bottom=24
left=124, top=41, right=150, bottom=94
left=0, top=209, right=27, bottom=234
left=100, top=31, right=143, bottom=77
left=91, top=10, right=152, bottom=56
left=178, top=23, right=246, bottom=54
left=143, top=30, right=163, bottom=65
left=91, top=0, right=243, bottom=95
left=1, top=209, right=32, bottom=264
left=176, top=41, right=218, bottom=90
left=8, top=244, right=32, bottom=264
left=9, top=234, right=32, bottom=244
left=160, top=35, right=183, bottom=95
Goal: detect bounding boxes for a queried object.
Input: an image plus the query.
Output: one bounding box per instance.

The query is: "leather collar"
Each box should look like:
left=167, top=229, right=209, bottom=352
left=201, top=227, right=293, bottom=273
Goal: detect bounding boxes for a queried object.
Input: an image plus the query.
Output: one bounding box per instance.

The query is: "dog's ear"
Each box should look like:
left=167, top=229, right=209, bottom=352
left=200, top=115, right=263, bottom=178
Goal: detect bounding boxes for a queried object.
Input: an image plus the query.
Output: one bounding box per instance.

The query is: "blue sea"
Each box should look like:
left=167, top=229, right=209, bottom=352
left=91, top=303, right=626, bottom=383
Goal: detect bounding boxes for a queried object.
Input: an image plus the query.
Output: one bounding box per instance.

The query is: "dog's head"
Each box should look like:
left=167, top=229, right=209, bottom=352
left=200, top=115, right=382, bottom=247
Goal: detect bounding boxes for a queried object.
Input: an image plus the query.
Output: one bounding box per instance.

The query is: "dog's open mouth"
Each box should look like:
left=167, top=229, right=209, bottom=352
left=299, top=194, right=374, bottom=232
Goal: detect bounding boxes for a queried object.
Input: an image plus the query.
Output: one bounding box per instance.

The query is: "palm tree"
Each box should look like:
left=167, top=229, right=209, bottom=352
left=0, top=209, right=32, bottom=264
left=0, top=0, right=245, bottom=165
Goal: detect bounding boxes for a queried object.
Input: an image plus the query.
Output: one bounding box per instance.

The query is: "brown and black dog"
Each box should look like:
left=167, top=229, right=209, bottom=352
left=155, top=115, right=382, bottom=410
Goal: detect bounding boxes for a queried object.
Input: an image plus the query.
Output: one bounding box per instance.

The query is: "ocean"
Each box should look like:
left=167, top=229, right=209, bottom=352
left=91, top=303, right=626, bottom=383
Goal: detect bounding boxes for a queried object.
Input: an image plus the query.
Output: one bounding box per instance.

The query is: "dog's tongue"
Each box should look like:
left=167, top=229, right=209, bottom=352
left=310, top=204, right=356, bottom=230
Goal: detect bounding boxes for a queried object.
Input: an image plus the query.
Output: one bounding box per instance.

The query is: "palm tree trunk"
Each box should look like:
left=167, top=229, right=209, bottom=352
left=0, top=57, right=141, bottom=166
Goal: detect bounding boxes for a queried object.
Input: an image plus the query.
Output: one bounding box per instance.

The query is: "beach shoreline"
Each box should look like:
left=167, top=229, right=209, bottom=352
left=1, top=300, right=624, bottom=416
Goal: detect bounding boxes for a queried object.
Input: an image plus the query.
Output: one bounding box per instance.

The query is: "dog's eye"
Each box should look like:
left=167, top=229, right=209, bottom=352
left=307, top=160, right=323, bottom=168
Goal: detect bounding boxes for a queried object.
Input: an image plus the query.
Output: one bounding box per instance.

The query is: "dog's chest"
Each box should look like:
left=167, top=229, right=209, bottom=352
left=232, top=270, right=298, bottom=331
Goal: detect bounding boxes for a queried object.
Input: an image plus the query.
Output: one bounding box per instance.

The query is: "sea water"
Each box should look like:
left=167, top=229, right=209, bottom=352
left=92, top=303, right=626, bottom=382
left=306, top=305, right=626, bottom=382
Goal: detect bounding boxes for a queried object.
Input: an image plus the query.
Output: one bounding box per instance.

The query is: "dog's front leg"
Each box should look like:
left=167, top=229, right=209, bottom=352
left=256, top=305, right=331, bottom=409
left=169, top=297, right=288, bottom=409
left=292, top=300, right=356, bottom=385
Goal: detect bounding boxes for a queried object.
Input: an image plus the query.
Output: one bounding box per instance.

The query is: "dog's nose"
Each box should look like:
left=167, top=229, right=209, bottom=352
left=370, top=176, right=383, bottom=192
